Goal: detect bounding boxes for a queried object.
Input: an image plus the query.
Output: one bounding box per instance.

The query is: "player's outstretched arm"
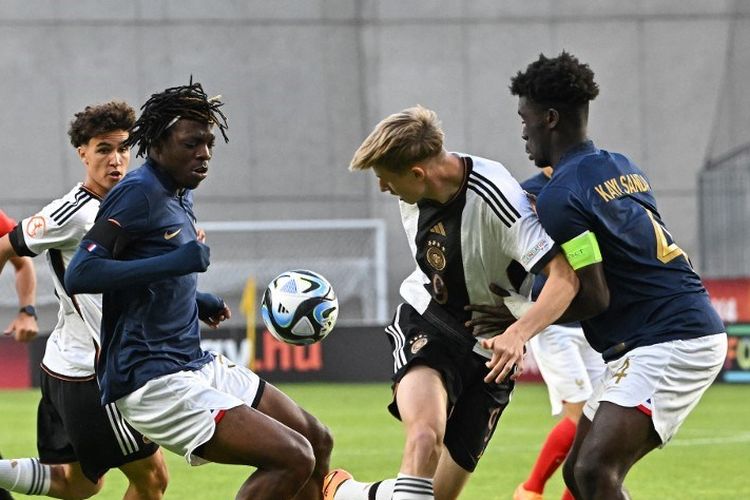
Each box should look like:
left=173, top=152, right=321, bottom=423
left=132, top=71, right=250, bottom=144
left=6, top=255, right=38, bottom=342
left=0, top=235, right=39, bottom=342
left=65, top=238, right=210, bottom=294
left=480, top=252, right=579, bottom=383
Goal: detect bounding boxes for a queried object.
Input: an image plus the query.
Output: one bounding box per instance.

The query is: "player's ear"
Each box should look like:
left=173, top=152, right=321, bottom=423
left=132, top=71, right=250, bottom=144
left=545, top=108, right=560, bottom=129
left=410, top=165, right=426, bottom=180
left=77, top=145, right=88, bottom=165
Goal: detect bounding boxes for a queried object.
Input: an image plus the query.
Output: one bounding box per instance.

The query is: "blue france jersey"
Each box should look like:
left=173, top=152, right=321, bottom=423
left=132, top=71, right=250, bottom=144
left=96, top=160, right=213, bottom=403
left=536, top=141, right=724, bottom=359
left=521, top=172, right=578, bottom=328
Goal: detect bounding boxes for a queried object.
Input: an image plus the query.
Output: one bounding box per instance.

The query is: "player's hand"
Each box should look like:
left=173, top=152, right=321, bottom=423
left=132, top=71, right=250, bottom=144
left=4, top=313, right=39, bottom=342
left=196, top=227, right=207, bottom=243
left=202, top=303, right=231, bottom=329
left=480, top=326, right=526, bottom=384
left=173, top=240, right=210, bottom=273
left=465, top=284, right=514, bottom=336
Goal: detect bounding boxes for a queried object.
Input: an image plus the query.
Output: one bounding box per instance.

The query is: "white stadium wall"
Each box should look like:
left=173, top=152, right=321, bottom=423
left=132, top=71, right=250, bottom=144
left=0, top=0, right=745, bottom=330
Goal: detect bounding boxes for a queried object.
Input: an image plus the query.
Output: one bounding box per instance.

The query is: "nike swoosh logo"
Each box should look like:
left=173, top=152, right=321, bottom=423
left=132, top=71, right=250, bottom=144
left=164, top=228, right=182, bottom=240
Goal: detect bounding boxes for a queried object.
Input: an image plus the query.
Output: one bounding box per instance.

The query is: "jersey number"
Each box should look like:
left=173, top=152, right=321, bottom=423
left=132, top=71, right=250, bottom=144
left=644, top=208, right=686, bottom=264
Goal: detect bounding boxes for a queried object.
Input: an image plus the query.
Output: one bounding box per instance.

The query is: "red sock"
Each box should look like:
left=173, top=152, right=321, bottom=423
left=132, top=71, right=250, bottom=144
left=561, top=488, right=575, bottom=500
left=523, top=417, right=577, bottom=494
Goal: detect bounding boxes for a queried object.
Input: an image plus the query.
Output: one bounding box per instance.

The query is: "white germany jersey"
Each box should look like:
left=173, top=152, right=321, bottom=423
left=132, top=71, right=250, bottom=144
left=399, top=154, right=557, bottom=358
left=12, top=184, right=101, bottom=378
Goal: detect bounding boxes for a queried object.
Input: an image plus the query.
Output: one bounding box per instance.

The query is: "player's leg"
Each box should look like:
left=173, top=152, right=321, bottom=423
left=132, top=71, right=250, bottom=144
left=432, top=449, right=470, bottom=500
left=393, top=364, right=447, bottom=498
left=324, top=304, right=469, bottom=500
left=567, top=334, right=726, bottom=499
left=322, top=470, right=395, bottom=500
left=118, top=449, right=169, bottom=500
left=118, top=358, right=317, bottom=500
left=50, top=375, right=167, bottom=500
left=0, top=372, right=101, bottom=498
left=518, top=326, right=597, bottom=499
left=0, top=458, right=94, bottom=499
left=573, top=402, right=659, bottom=499
left=0, top=452, right=10, bottom=500
left=561, top=413, right=590, bottom=499
left=197, top=403, right=316, bottom=499
left=254, top=382, right=333, bottom=499
left=324, top=368, right=448, bottom=500
left=436, top=356, right=513, bottom=500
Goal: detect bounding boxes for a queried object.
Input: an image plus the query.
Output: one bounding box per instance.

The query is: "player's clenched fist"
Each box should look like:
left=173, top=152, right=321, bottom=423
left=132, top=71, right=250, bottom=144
left=173, top=240, right=210, bottom=273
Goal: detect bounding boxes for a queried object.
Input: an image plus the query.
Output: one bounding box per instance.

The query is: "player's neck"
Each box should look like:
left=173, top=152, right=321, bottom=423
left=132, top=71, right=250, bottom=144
left=81, top=180, right=108, bottom=199
left=427, top=153, right=465, bottom=204
left=551, top=132, right=589, bottom=167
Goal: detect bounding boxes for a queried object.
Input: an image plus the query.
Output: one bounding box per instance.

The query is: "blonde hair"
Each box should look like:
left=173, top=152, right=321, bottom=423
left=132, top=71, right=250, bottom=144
left=350, top=105, right=445, bottom=172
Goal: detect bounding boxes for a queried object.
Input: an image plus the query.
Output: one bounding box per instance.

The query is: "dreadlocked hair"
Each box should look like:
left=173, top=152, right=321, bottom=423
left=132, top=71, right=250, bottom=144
left=125, top=79, right=229, bottom=158
left=510, top=51, right=599, bottom=107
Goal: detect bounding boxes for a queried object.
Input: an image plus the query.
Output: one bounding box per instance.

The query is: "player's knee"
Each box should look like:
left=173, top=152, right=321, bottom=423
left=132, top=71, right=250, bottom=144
left=284, top=436, right=316, bottom=486
left=131, top=464, right=169, bottom=498
left=573, top=454, right=618, bottom=494
left=307, top=419, right=334, bottom=464
left=59, top=476, right=103, bottom=500
left=405, top=426, right=442, bottom=460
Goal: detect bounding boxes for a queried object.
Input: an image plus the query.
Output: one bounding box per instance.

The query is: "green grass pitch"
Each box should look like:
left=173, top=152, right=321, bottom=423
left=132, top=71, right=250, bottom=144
left=1, top=382, right=748, bottom=499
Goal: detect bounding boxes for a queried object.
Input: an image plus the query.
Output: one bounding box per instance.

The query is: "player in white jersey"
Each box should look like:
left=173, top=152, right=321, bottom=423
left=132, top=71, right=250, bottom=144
left=0, top=209, right=39, bottom=500
left=324, top=106, right=605, bottom=500
left=0, top=102, right=168, bottom=499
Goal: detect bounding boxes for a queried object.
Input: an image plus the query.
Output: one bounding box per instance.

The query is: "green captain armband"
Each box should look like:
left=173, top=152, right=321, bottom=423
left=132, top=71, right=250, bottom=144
left=561, top=231, right=602, bottom=270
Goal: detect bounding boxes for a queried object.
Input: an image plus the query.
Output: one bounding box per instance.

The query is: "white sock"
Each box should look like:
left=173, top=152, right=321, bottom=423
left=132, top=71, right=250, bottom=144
left=392, top=473, right=433, bottom=500
left=0, top=458, right=52, bottom=495
left=334, top=477, right=396, bottom=500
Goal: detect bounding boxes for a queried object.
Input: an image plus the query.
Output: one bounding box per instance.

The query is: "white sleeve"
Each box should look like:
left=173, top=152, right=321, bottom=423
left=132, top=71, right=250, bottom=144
left=19, top=199, right=91, bottom=256
left=492, top=175, right=557, bottom=274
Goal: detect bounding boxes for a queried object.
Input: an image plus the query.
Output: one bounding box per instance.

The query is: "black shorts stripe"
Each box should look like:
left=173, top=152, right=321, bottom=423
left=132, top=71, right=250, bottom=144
left=470, top=170, right=522, bottom=219
left=385, top=304, right=407, bottom=372
left=104, top=403, right=139, bottom=455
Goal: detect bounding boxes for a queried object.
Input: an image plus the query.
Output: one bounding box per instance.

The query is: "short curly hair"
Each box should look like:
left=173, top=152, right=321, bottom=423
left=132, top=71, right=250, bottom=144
left=68, top=101, right=136, bottom=148
left=510, top=51, right=599, bottom=107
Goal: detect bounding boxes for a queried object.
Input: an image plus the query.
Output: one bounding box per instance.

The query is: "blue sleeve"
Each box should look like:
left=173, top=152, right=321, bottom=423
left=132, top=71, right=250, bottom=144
left=65, top=237, right=209, bottom=294
left=536, top=185, right=591, bottom=244
left=64, top=181, right=209, bottom=294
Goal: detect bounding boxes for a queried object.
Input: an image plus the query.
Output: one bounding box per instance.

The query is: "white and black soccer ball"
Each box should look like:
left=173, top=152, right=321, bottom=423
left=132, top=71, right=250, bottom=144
left=261, top=269, right=339, bottom=345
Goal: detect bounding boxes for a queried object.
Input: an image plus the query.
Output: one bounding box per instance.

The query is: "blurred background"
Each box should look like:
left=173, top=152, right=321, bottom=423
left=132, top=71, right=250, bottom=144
left=1, top=0, right=749, bottom=384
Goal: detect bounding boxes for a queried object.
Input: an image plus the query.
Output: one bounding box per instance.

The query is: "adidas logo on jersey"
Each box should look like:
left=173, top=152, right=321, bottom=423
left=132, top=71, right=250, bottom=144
left=430, top=222, right=446, bottom=236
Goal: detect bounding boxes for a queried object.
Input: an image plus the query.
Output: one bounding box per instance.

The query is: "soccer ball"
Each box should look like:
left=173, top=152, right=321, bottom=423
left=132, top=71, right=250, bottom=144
left=261, top=269, right=339, bottom=345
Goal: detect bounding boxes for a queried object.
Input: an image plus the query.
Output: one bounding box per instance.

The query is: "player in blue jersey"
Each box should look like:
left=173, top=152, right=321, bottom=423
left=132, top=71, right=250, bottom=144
left=515, top=168, right=605, bottom=500
left=500, top=51, right=728, bottom=499
left=65, top=81, right=333, bottom=500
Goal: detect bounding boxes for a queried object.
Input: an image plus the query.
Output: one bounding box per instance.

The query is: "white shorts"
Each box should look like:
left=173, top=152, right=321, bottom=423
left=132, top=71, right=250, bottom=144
left=115, top=353, right=264, bottom=465
left=529, top=324, right=606, bottom=416
left=583, top=333, right=727, bottom=446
